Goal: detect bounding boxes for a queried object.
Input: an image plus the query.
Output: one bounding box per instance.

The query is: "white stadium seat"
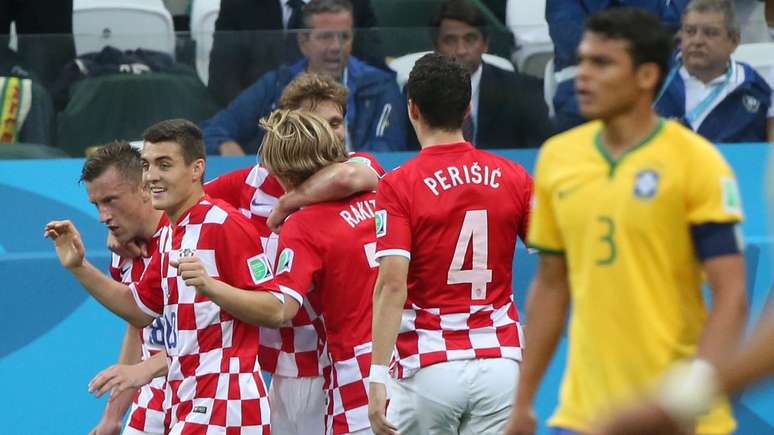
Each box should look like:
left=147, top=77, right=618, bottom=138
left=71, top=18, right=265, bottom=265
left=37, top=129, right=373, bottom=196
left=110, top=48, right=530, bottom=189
left=72, top=0, right=175, bottom=56
left=388, top=51, right=514, bottom=90
left=506, top=0, right=554, bottom=77
left=190, top=0, right=221, bottom=85
left=733, top=42, right=774, bottom=79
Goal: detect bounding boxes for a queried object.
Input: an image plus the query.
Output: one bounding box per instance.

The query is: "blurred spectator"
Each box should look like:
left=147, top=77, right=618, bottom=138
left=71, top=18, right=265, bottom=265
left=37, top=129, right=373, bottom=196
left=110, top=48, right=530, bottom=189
left=208, top=0, right=385, bottom=106
left=548, top=0, right=688, bottom=132
left=431, top=0, right=551, bottom=148
left=0, top=0, right=76, bottom=88
left=202, top=0, right=407, bottom=155
left=655, top=0, right=772, bottom=143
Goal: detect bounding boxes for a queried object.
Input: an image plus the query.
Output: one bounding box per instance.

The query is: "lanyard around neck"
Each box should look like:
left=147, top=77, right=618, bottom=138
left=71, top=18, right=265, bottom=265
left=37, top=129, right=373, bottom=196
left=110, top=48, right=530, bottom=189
left=685, top=62, right=733, bottom=124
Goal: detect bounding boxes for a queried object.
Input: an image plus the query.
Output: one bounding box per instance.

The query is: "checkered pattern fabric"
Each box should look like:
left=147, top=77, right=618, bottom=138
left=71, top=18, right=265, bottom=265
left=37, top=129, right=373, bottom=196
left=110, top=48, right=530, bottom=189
left=374, top=142, right=532, bottom=380
left=204, top=153, right=384, bottom=378
left=109, top=217, right=168, bottom=434
left=392, top=300, right=523, bottom=379
left=324, top=342, right=372, bottom=435
left=130, top=197, right=278, bottom=432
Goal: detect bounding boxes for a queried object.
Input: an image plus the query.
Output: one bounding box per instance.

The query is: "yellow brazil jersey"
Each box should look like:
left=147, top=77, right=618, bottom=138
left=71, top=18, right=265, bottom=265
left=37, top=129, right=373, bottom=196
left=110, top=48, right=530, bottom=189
left=528, top=119, right=742, bottom=434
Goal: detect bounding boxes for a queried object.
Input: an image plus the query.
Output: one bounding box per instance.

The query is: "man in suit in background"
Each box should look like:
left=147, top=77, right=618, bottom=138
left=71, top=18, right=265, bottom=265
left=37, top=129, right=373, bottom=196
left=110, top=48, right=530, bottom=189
left=430, top=0, right=552, bottom=149
left=208, top=0, right=385, bottom=106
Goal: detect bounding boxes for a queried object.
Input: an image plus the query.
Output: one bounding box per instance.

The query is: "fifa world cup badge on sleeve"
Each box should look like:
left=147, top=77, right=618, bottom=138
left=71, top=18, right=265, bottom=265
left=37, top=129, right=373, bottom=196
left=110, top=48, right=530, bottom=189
left=375, top=210, right=387, bottom=238
left=276, top=248, right=294, bottom=275
left=721, top=177, right=742, bottom=214
left=247, top=253, right=274, bottom=284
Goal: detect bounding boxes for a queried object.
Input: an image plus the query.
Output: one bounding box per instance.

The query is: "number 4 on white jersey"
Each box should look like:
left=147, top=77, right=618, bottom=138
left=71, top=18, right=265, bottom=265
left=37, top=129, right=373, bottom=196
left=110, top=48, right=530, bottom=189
left=447, top=210, right=492, bottom=300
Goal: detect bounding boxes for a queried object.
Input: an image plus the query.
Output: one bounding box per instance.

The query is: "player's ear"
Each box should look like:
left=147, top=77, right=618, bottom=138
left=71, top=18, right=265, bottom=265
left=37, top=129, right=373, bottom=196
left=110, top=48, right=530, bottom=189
left=408, top=99, right=421, bottom=122
left=636, top=62, right=660, bottom=94
left=191, top=159, right=205, bottom=184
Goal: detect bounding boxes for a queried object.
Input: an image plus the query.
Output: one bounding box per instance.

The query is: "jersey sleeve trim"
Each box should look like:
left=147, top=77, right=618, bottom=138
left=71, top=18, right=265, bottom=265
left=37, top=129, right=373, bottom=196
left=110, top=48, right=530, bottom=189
left=279, top=285, right=304, bottom=305
left=526, top=243, right=565, bottom=255
left=374, top=249, right=411, bottom=261
left=346, top=157, right=382, bottom=178
left=129, top=283, right=162, bottom=318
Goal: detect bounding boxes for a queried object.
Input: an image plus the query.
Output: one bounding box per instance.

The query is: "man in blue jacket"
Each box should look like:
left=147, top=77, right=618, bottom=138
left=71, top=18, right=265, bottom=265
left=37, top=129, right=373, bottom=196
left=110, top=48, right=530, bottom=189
left=202, top=0, right=407, bottom=155
left=548, top=0, right=689, bottom=133
left=655, top=0, right=773, bottom=143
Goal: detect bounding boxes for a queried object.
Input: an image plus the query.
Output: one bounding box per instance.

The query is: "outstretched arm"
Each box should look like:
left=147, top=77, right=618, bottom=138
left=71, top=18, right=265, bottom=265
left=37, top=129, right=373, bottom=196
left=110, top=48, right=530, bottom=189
left=89, top=326, right=143, bottom=435
left=44, top=220, right=154, bottom=328
left=173, top=256, right=289, bottom=327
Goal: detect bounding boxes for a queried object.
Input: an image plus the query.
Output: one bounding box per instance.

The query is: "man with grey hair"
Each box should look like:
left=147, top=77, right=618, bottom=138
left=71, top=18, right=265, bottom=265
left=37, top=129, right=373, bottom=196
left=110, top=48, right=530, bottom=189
left=202, top=0, right=407, bottom=155
left=655, top=0, right=773, bottom=142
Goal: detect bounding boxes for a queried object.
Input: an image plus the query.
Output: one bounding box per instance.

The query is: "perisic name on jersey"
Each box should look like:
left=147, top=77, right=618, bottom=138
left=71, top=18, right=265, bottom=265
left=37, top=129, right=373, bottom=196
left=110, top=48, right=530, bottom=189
left=340, top=198, right=377, bottom=228
left=423, top=162, right=502, bottom=196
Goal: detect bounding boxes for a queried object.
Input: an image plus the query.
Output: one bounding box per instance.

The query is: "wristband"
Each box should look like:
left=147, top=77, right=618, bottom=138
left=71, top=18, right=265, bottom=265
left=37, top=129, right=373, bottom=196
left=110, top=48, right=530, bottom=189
left=657, top=359, right=719, bottom=422
left=369, top=364, right=390, bottom=385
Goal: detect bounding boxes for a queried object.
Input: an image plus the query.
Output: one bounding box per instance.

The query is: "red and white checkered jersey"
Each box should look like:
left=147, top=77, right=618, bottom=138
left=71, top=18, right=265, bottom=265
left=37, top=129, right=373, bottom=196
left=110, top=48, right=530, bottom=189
left=108, top=214, right=168, bottom=434
left=129, top=196, right=280, bottom=433
left=205, top=153, right=385, bottom=378
left=374, top=142, right=532, bottom=379
left=274, top=191, right=378, bottom=434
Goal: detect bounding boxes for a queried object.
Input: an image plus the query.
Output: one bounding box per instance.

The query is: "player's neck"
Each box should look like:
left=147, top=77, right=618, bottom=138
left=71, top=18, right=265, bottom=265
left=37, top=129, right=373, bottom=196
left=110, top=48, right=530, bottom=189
left=138, top=209, right=165, bottom=241
left=417, top=129, right=466, bottom=149
left=601, top=108, right=660, bottom=160
left=166, top=187, right=205, bottom=224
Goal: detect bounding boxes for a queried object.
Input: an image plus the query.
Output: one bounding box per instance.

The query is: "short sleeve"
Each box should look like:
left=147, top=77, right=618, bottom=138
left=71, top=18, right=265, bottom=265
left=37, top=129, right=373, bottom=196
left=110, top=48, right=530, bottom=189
left=130, top=251, right=164, bottom=318
left=526, top=148, right=564, bottom=253
left=685, top=145, right=744, bottom=225
left=374, top=175, right=412, bottom=261
left=214, top=216, right=280, bottom=294
left=348, top=152, right=386, bottom=177
left=204, top=169, right=249, bottom=208
left=274, top=215, right=323, bottom=306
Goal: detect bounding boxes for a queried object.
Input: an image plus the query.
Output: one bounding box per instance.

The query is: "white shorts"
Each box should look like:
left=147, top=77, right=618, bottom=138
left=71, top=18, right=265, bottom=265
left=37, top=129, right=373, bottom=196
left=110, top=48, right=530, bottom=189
left=386, top=358, right=520, bottom=435
left=268, top=374, right=325, bottom=435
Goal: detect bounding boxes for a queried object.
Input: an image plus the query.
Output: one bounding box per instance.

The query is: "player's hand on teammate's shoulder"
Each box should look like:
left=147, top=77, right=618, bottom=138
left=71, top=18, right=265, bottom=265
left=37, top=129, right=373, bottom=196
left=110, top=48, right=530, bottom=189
left=504, top=405, right=537, bottom=435
left=267, top=195, right=295, bottom=234
left=44, top=220, right=86, bottom=269
left=88, top=363, right=153, bottom=400
left=368, top=382, right=399, bottom=435
left=107, top=232, right=147, bottom=258
left=172, top=253, right=215, bottom=296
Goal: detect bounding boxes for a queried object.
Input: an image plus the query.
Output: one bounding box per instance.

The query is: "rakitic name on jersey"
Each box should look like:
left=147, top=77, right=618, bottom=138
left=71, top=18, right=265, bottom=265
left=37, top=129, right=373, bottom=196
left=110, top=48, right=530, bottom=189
left=340, top=199, right=377, bottom=228
left=423, top=163, right=502, bottom=196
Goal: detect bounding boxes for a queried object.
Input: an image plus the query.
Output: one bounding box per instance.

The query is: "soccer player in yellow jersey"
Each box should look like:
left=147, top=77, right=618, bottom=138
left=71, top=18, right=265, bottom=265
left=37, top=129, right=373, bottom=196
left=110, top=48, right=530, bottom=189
left=505, top=7, right=749, bottom=435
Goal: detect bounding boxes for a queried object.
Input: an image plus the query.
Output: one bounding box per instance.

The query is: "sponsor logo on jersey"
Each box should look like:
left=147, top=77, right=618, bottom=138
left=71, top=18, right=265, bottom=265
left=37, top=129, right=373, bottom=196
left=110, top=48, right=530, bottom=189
left=375, top=210, right=387, bottom=237
left=721, top=177, right=742, bottom=214
left=192, top=406, right=208, bottom=414
left=277, top=248, right=294, bottom=274
left=633, top=169, right=659, bottom=199
left=247, top=253, right=273, bottom=284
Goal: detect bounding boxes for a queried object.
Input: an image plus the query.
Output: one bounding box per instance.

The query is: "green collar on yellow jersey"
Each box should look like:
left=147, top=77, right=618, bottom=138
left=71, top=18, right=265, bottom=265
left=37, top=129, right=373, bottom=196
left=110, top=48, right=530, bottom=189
left=594, top=118, right=665, bottom=177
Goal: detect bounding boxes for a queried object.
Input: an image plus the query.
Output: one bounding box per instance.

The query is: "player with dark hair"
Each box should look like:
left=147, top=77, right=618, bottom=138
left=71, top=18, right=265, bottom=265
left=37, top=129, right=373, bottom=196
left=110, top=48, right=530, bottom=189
left=368, top=53, right=533, bottom=435
left=505, top=8, right=747, bottom=435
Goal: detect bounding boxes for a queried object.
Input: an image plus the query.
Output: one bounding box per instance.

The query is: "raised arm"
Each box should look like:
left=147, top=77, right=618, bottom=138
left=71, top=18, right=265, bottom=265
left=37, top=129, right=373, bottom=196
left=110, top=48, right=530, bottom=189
left=44, top=220, right=154, bottom=328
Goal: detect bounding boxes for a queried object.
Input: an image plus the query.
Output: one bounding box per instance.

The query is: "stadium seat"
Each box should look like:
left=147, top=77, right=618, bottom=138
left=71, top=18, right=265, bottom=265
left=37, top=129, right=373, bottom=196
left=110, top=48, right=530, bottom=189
left=0, top=143, right=69, bottom=159
left=506, top=0, right=554, bottom=78
left=190, top=0, right=221, bottom=85
left=56, top=72, right=219, bottom=156
left=733, top=42, right=774, bottom=78
left=388, top=50, right=514, bottom=89
left=72, top=0, right=176, bottom=56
